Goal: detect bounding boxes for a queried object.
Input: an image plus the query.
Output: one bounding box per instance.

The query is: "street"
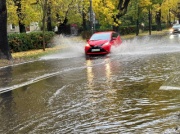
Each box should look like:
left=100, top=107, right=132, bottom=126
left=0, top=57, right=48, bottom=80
left=0, top=34, right=180, bottom=133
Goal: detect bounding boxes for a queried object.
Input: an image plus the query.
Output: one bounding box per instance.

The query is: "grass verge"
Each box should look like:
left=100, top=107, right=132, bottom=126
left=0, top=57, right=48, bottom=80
left=121, top=29, right=169, bottom=39
left=0, top=45, right=65, bottom=68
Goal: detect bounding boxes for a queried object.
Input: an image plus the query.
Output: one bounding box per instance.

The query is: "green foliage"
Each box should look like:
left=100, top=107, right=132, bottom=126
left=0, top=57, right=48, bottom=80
left=6, top=0, right=179, bottom=34
left=8, top=32, right=55, bottom=52
left=81, top=25, right=136, bottom=38
left=7, top=0, right=41, bottom=26
left=119, top=26, right=136, bottom=35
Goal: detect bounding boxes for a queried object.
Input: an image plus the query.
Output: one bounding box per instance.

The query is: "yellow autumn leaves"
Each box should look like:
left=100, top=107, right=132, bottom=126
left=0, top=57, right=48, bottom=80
left=6, top=0, right=180, bottom=29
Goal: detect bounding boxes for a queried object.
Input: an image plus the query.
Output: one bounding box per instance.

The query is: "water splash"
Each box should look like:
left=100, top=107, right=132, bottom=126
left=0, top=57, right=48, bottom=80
left=111, top=35, right=180, bottom=56
left=41, top=35, right=180, bottom=60
left=41, top=35, right=85, bottom=60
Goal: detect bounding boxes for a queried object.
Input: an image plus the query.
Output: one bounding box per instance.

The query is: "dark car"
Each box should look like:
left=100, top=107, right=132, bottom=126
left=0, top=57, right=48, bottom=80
left=84, top=31, right=122, bottom=55
left=170, top=24, right=180, bottom=34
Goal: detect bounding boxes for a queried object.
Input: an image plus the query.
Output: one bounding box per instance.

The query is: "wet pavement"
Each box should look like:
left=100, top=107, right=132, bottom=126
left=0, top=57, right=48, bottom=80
left=0, top=34, right=180, bottom=133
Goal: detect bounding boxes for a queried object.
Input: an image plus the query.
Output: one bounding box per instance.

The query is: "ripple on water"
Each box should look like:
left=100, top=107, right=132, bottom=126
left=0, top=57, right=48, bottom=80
left=160, top=72, right=180, bottom=91
left=1, top=35, right=180, bottom=133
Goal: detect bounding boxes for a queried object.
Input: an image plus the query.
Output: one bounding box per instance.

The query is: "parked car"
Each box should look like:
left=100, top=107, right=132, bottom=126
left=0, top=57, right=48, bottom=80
left=85, top=31, right=122, bottom=55
left=169, top=24, right=180, bottom=35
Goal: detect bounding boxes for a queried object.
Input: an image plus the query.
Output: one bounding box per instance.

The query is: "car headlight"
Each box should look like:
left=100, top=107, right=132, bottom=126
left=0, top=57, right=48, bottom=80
left=86, top=43, right=90, bottom=47
left=103, top=42, right=109, bottom=46
left=169, top=28, right=174, bottom=32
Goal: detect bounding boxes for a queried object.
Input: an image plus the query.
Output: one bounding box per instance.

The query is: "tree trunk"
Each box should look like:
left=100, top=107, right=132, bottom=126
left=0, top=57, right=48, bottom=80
left=58, top=17, right=68, bottom=35
left=113, top=0, right=131, bottom=32
left=148, top=7, right=152, bottom=35
left=82, top=8, right=87, bottom=31
left=19, top=22, right=26, bottom=33
left=42, top=0, right=48, bottom=51
left=113, top=25, right=119, bottom=32
left=47, top=4, right=52, bottom=31
left=156, top=11, right=162, bottom=31
left=0, top=0, right=12, bottom=60
left=13, top=0, right=26, bottom=33
left=136, top=4, right=139, bottom=36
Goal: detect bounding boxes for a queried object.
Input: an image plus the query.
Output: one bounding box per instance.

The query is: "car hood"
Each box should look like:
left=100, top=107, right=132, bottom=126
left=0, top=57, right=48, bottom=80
left=88, top=40, right=109, bottom=46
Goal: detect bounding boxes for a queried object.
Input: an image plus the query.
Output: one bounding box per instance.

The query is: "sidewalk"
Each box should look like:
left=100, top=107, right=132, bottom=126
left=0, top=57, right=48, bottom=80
left=121, top=29, right=169, bottom=39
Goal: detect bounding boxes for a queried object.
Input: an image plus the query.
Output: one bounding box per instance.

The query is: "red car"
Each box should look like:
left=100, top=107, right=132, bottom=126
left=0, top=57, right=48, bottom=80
left=85, top=31, right=122, bottom=55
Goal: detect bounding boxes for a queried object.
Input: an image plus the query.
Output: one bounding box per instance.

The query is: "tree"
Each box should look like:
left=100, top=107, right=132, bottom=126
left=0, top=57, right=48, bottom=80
left=113, top=0, right=131, bottom=31
left=53, top=0, right=76, bottom=34
left=93, top=0, right=131, bottom=32
left=47, top=1, right=52, bottom=31
left=93, top=0, right=118, bottom=30
left=7, top=0, right=41, bottom=32
left=13, top=0, right=26, bottom=33
left=42, top=0, right=48, bottom=51
left=0, top=0, right=12, bottom=60
left=161, top=0, right=179, bottom=25
left=35, top=0, right=48, bottom=51
left=6, top=0, right=180, bottom=36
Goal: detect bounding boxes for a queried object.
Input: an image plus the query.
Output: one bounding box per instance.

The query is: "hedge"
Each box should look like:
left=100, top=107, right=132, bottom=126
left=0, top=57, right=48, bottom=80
left=8, top=31, right=55, bottom=53
left=81, top=24, right=167, bottom=38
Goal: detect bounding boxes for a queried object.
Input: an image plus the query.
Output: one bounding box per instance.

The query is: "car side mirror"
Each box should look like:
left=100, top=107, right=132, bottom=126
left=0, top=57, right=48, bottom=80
left=112, top=37, right=116, bottom=41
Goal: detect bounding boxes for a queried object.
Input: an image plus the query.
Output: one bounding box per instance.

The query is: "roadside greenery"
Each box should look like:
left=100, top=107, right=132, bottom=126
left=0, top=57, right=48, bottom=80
left=7, top=0, right=179, bottom=31
left=0, top=29, right=168, bottom=67
left=0, top=47, right=62, bottom=68
left=8, top=32, right=55, bottom=52
left=1, top=0, right=179, bottom=60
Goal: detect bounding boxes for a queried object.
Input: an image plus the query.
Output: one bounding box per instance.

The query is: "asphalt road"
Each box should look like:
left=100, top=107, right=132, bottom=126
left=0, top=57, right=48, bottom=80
left=0, top=34, right=179, bottom=133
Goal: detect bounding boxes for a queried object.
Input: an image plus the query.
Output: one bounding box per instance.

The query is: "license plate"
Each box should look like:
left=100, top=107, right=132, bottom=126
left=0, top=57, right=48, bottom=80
left=91, top=49, right=100, bottom=52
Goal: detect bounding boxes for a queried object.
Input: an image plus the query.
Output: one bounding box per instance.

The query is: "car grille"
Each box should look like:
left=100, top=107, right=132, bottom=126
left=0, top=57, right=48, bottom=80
left=87, top=45, right=106, bottom=53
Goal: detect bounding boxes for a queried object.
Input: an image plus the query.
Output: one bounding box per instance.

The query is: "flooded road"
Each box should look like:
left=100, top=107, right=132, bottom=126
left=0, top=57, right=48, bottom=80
left=0, top=34, right=180, bottom=133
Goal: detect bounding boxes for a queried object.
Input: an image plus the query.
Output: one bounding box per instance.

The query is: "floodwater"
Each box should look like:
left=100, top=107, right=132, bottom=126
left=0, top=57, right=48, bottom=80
left=0, top=34, right=180, bottom=134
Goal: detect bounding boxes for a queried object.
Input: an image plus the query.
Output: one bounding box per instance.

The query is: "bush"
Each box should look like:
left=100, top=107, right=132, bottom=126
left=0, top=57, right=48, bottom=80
left=119, top=25, right=136, bottom=35
left=81, top=26, right=136, bottom=37
left=8, top=31, right=55, bottom=53
left=81, top=24, right=167, bottom=38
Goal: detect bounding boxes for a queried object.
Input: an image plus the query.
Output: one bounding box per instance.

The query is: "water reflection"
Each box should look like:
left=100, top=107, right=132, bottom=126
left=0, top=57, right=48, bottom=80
left=0, top=67, right=12, bottom=88
left=86, top=57, right=113, bottom=90
left=105, top=58, right=111, bottom=85
left=86, top=59, right=94, bottom=90
left=0, top=67, right=17, bottom=132
left=0, top=91, right=15, bottom=133
left=104, top=58, right=119, bottom=97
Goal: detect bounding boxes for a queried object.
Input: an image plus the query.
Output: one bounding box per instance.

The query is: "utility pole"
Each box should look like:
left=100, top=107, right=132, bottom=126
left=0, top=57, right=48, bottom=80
left=178, top=2, right=180, bottom=24
left=148, top=6, right=152, bottom=35
left=136, top=3, right=139, bottom=36
left=169, top=9, right=171, bottom=26
left=168, top=0, right=171, bottom=26
left=42, top=0, right=48, bottom=51
left=90, top=0, right=93, bottom=34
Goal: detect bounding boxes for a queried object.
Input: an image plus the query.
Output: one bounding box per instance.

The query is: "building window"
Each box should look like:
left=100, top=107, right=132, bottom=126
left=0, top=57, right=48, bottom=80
left=11, top=24, right=15, bottom=30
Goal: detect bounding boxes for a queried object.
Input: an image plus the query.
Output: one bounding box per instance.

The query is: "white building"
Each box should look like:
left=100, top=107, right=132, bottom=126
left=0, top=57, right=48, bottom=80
left=7, top=22, right=40, bottom=33
left=7, top=24, right=19, bottom=33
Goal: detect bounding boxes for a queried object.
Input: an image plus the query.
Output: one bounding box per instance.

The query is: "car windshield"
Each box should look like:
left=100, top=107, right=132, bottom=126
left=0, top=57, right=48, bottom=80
left=90, top=33, right=111, bottom=40
left=172, top=25, right=180, bottom=28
